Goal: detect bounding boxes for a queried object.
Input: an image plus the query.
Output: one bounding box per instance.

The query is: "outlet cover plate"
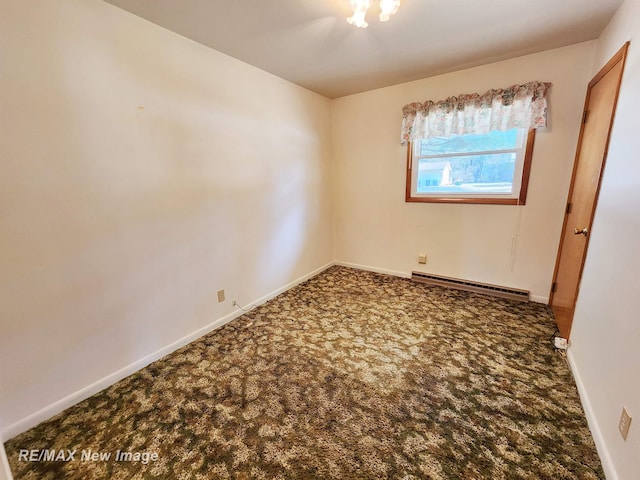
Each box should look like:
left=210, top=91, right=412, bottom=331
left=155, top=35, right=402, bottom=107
left=619, top=407, right=632, bottom=441
left=554, top=337, right=568, bottom=350
left=217, top=290, right=225, bottom=303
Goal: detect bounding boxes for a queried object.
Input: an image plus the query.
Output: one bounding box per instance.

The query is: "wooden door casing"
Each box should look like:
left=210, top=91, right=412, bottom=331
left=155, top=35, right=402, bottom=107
left=550, top=42, right=629, bottom=339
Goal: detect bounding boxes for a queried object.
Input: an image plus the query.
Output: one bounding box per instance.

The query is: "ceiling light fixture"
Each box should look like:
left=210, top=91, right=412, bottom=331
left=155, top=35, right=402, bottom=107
left=347, top=0, right=401, bottom=28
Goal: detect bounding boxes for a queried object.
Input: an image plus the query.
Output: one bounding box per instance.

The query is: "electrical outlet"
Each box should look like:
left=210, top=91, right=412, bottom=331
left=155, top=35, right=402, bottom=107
left=619, top=407, right=632, bottom=441
left=217, top=289, right=225, bottom=303
left=418, top=253, right=427, bottom=264
left=553, top=337, right=568, bottom=350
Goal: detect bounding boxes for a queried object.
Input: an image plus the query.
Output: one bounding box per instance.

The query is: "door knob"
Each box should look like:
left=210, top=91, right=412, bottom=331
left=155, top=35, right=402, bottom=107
left=573, top=227, right=589, bottom=236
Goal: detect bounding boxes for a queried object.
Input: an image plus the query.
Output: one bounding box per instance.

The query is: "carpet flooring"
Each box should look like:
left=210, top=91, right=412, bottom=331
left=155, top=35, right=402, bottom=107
left=5, top=266, right=603, bottom=479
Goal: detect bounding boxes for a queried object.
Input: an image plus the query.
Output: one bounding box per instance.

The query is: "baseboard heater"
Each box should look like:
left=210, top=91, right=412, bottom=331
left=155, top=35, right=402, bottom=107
left=411, top=272, right=530, bottom=302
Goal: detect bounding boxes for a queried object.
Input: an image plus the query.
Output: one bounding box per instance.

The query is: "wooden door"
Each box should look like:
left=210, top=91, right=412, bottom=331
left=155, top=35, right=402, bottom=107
left=550, top=42, right=629, bottom=339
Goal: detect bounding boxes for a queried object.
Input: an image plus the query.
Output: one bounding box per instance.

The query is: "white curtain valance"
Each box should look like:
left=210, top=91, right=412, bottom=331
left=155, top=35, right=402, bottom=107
left=400, top=81, right=552, bottom=145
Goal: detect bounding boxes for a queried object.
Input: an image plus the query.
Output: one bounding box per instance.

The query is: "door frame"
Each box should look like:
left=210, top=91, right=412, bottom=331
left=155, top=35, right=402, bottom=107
left=549, top=42, right=630, bottom=317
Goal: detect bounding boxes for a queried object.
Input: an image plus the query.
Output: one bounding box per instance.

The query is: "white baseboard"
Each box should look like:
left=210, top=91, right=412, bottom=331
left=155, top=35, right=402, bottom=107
left=529, top=294, right=549, bottom=304
left=334, top=261, right=411, bottom=279
left=2, top=313, right=242, bottom=441
left=1, top=262, right=334, bottom=442
left=0, top=436, right=13, bottom=480
left=239, top=261, right=335, bottom=309
left=567, top=349, right=617, bottom=480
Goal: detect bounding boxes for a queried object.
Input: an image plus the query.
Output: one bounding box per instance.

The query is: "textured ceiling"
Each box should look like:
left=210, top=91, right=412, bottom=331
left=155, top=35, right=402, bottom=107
left=103, top=0, right=623, bottom=98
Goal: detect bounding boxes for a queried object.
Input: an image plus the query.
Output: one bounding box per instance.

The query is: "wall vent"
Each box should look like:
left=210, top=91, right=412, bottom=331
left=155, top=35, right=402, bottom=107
left=411, top=272, right=530, bottom=302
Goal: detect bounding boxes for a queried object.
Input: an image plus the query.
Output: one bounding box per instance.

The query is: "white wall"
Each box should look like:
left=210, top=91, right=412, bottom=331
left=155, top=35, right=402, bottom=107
left=0, top=0, right=333, bottom=440
left=331, top=43, right=596, bottom=302
left=569, top=1, right=640, bottom=479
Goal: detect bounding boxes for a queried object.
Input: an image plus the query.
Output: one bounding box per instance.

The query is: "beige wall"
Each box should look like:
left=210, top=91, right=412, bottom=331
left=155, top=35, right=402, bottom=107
left=332, top=43, right=596, bottom=302
left=569, top=0, right=640, bottom=478
left=0, top=0, right=333, bottom=435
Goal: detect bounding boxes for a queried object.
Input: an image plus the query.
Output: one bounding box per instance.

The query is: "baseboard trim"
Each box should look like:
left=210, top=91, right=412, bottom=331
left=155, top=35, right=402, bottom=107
left=1, top=261, right=334, bottom=441
left=235, top=262, right=335, bottom=310
left=0, top=436, right=13, bottom=480
left=529, top=294, right=549, bottom=304
left=334, top=261, right=410, bottom=279
left=567, top=349, right=618, bottom=480
left=2, top=312, right=242, bottom=441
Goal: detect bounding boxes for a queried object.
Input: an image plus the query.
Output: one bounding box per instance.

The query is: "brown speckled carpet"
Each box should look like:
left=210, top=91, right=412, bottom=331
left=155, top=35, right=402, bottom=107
left=5, top=266, right=603, bottom=479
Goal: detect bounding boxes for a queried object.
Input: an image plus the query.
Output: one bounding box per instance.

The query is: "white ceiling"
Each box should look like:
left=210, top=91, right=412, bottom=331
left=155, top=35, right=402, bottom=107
left=103, top=0, right=623, bottom=98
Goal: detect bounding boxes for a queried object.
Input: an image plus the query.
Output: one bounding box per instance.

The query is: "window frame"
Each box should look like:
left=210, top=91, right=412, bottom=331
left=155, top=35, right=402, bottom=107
left=405, top=129, right=536, bottom=205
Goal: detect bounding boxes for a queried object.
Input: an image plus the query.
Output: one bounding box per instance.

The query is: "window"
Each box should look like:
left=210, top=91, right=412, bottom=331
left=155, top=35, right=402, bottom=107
left=406, top=128, right=536, bottom=205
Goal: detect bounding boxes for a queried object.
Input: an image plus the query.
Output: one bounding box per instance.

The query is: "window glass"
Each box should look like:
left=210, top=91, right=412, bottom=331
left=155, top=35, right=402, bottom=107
left=407, top=128, right=535, bottom=205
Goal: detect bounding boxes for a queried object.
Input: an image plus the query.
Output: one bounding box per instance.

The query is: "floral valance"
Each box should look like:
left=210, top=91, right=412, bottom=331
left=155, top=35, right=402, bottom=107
left=400, top=81, right=552, bottom=145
